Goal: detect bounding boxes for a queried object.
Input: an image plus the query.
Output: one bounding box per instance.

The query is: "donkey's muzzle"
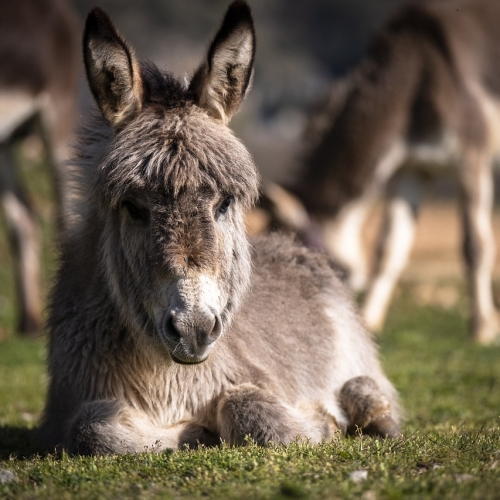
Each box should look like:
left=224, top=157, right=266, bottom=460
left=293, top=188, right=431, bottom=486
left=161, top=310, right=222, bottom=363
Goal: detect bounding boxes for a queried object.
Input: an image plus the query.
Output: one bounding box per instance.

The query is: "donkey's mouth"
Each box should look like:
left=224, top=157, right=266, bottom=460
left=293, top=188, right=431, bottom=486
left=158, top=331, right=214, bottom=365
left=170, top=353, right=209, bottom=365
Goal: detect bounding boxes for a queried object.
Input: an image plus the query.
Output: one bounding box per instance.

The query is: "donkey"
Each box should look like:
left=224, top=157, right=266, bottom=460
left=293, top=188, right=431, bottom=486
left=0, top=0, right=80, bottom=334
left=265, top=0, right=500, bottom=344
left=40, top=3, right=401, bottom=455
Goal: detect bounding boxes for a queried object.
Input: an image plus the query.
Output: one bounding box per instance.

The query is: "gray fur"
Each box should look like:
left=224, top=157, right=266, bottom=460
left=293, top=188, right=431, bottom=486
left=41, top=2, right=400, bottom=455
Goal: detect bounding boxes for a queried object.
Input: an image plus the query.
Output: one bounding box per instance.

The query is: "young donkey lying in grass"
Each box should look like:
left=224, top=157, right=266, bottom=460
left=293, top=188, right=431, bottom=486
left=41, top=2, right=400, bottom=454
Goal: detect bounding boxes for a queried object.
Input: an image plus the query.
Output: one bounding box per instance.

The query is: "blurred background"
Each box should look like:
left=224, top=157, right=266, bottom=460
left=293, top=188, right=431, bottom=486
left=0, top=0, right=499, bottom=339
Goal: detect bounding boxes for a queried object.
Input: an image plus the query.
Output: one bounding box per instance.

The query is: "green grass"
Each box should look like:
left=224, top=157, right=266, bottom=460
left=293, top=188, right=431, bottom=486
left=1, top=143, right=500, bottom=498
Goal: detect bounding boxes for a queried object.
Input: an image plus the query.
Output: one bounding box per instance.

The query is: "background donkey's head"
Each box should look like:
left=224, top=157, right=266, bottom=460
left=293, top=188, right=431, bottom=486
left=79, top=2, right=259, bottom=364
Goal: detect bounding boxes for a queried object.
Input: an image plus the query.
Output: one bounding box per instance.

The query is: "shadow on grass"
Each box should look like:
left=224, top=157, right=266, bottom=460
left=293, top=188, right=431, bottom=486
left=0, top=426, right=43, bottom=460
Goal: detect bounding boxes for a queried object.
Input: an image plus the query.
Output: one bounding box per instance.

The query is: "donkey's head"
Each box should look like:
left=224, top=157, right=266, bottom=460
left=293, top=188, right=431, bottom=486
left=82, top=2, right=259, bottom=364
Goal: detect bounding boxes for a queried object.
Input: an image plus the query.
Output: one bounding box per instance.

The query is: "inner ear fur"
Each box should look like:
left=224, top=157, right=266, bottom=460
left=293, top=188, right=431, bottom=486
left=189, top=1, right=256, bottom=124
left=83, top=7, right=143, bottom=130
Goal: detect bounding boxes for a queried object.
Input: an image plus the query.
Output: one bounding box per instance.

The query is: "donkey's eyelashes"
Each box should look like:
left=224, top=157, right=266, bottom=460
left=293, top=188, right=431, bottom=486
left=216, top=195, right=234, bottom=218
left=122, top=200, right=149, bottom=223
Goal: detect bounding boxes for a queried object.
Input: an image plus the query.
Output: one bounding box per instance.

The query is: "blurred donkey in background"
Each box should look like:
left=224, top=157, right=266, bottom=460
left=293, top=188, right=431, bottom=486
left=0, top=0, right=80, bottom=335
left=261, top=0, right=500, bottom=344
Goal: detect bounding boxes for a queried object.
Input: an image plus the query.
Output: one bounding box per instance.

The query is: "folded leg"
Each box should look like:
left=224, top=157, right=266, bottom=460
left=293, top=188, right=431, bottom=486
left=216, top=383, right=339, bottom=446
left=66, top=400, right=218, bottom=455
left=339, top=376, right=401, bottom=438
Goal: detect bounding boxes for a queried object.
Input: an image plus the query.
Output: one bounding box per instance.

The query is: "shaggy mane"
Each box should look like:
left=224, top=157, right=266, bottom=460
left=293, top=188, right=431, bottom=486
left=68, top=62, right=260, bottom=227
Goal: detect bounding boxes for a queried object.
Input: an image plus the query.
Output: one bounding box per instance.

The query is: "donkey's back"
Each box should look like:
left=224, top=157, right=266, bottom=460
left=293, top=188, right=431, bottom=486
left=231, top=236, right=398, bottom=418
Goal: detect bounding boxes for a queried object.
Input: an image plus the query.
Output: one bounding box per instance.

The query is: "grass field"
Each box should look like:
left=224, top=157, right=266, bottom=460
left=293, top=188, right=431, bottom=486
left=0, top=144, right=499, bottom=498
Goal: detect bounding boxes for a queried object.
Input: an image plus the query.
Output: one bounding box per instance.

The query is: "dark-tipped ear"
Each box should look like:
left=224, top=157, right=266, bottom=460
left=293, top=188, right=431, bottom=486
left=83, top=7, right=143, bottom=129
left=189, top=1, right=255, bottom=124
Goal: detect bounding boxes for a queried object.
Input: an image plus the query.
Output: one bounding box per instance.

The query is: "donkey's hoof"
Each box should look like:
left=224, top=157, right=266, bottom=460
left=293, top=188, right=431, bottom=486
left=473, top=314, right=500, bottom=345
left=364, top=414, right=402, bottom=439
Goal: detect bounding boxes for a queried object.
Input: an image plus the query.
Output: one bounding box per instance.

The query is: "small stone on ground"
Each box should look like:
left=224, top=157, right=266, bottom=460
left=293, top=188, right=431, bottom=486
left=349, top=470, right=368, bottom=483
left=454, top=474, right=474, bottom=483
left=0, top=469, right=16, bottom=484
left=361, top=491, right=376, bottom=500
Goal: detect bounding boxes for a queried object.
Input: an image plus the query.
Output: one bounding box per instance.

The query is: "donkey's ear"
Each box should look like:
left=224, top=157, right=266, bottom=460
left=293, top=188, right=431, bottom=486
left=189, top=1, right=255, bottom=124
left=83, top=8, right=143, bottom=129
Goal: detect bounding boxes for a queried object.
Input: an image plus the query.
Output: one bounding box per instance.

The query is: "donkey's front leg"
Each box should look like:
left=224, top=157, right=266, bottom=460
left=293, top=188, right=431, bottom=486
left=339, top=376, right=401, bottom=438
left=362, top=172, right=421, bottom=333
left=66, top=400, right=217, bottom=455
left=216, top=383, right=338, bottom=446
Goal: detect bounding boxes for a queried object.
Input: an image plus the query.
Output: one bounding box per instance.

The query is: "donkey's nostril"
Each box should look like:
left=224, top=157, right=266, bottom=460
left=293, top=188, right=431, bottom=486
left=163, top=314, right=182, bottom=343
left=209, top=314, right=223, bottom=342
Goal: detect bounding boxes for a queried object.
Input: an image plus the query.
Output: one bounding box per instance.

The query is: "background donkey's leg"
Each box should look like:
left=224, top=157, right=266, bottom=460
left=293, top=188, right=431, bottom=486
left=362, top=172, right=422, bottom=333
left=216, top=383, right=338, bottom=446
left=0, top=145, right=41, bottom=335
left=459, top=149, right=499, bottom=344
left=66, top=400, right=216, bottom=455
left=339, top=376, right=401, bottom=438
left=320, top=191, right=378, bottom=292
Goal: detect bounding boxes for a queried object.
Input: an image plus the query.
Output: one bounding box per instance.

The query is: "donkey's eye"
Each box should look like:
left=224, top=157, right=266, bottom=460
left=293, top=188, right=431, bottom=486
left=217, top=196, right=234, bottom=217
left=122, top=200, right=147, bottom=222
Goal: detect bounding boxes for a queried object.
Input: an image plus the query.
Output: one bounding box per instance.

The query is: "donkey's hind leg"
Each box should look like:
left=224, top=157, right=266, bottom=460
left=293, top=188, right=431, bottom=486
left=339, top=376, right=401, bottom=438
left=459, top=149, right=499, bottom=344
left=321, top=192, right=376, bottom=292
left=216, top=383, right=339, bottom=446
left=0, top=145, right=41, bottom=335
left=66, top=400, right=217, bottom=455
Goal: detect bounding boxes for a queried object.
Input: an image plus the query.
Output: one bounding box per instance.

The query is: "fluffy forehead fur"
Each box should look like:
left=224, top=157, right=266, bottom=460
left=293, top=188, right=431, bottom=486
left=75, top=61, right=260, bottom=214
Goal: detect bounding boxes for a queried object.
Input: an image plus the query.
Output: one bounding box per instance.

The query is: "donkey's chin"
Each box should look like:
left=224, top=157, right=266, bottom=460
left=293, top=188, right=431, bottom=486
left=157, top=333, right=214, bottom=365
